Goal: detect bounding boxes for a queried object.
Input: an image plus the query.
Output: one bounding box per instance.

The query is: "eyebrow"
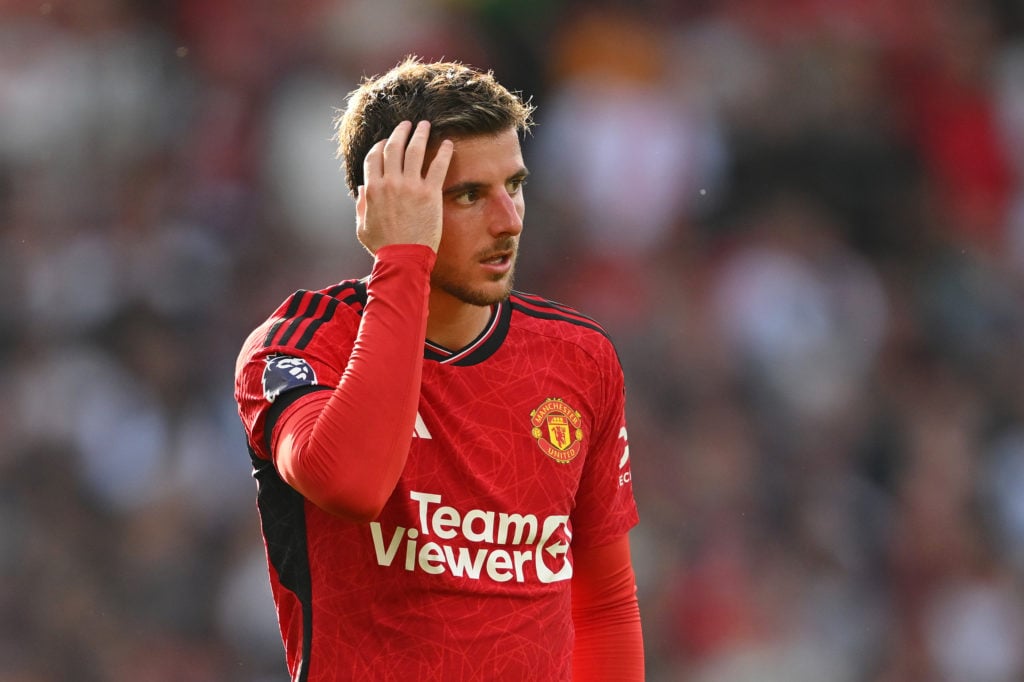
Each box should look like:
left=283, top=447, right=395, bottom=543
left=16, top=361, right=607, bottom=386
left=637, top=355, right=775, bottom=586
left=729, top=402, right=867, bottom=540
left=442, top=167, right=530, bottom=196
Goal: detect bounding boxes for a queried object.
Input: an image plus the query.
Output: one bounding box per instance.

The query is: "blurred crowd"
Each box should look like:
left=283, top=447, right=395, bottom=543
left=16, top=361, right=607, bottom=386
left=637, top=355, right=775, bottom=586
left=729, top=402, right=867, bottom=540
left=3, top=0, right=1024, bottom=680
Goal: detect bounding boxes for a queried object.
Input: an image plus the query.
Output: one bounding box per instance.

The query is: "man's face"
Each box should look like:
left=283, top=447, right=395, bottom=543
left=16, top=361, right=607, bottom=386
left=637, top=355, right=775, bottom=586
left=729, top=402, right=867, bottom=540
left=432, top=128, right=528, bottom=308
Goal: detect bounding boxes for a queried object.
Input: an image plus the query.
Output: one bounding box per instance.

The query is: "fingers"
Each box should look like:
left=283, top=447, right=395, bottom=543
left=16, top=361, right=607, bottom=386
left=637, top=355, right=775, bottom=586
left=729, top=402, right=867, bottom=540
left=366, top=121, right=439, bottom=182
left=356, top=121, right=449, bottom=254
left=363, top=120, right=413, bottom=183
left=382, top=120, right=414, bottom=176
left=363, top=139, right=385, bottom=183
left=402, top=121, right=431, bottom=178
left=424, top=139, right=454, bottom=186
left=355, top=184, right=366, bottom=222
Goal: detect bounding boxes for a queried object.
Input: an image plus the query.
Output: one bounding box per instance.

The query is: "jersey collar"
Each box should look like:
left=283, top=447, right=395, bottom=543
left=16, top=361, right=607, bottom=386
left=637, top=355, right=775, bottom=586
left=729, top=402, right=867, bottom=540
left=423, top=300, right=511, bottom=366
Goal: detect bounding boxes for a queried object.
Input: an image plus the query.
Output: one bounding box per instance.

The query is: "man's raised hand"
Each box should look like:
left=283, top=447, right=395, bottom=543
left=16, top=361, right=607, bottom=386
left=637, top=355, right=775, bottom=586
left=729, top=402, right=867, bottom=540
left=356, top=120, right=454, bottom=254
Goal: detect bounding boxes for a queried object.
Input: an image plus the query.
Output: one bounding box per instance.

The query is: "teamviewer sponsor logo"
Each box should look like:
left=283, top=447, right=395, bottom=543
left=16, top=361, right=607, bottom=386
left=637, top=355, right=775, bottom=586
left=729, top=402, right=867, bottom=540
left=369, top=491, right=573, bottom=584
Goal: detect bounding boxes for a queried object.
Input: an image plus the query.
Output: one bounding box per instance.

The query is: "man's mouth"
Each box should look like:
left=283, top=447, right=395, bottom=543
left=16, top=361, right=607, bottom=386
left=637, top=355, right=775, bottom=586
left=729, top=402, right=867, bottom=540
left=481, top=252, right=512, bottom=265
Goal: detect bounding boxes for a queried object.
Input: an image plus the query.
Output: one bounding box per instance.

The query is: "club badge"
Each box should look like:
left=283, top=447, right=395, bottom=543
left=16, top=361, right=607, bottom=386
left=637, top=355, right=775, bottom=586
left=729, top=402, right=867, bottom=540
left=530, top=398, right=583, bottom=463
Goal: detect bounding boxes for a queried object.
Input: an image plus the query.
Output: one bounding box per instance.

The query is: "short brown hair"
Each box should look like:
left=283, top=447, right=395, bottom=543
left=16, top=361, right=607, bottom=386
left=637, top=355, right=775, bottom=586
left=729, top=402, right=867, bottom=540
left=334, top=56, right=535, bottom=195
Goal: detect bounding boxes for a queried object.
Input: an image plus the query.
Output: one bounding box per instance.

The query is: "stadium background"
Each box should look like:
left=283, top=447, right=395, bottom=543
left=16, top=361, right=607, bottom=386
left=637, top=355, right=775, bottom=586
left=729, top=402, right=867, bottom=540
left=3, top=0, right=1024, bottom=680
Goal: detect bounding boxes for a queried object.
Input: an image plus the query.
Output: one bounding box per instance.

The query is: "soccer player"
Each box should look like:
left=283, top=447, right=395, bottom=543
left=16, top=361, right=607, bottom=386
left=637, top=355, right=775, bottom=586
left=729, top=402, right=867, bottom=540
left=234, top=57, right=643, bottom=681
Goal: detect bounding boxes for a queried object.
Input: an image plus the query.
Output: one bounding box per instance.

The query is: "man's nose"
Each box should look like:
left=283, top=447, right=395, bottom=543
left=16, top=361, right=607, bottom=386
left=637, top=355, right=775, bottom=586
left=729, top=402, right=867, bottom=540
left=491, top=189, right=523, bottom=237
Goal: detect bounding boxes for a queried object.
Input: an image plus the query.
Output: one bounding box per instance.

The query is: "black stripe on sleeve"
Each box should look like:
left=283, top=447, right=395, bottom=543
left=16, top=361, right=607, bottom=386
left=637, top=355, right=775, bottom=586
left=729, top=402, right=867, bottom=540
left=510, top=293, right=609, bottom=338
left=276, top=292, right=328, bottom=348
left=325, top=279, right=368, bottom=308
left=263, top=290, right=310, bottom=348
left=293, top=296, right=341, bottom=351
left=262, top=283, right=367, bottom=351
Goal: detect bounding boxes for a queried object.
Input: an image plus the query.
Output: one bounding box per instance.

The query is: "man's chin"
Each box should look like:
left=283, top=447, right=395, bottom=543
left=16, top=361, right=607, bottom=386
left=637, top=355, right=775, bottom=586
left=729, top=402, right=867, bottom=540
left=464, top=284, right=514, bottom=307
left=437, top=277, right=515, bottom=308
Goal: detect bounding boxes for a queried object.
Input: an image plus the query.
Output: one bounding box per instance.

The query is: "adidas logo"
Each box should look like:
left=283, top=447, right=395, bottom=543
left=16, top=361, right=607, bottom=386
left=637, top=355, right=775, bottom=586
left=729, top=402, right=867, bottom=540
left=412, top=411, right=432, bottom=439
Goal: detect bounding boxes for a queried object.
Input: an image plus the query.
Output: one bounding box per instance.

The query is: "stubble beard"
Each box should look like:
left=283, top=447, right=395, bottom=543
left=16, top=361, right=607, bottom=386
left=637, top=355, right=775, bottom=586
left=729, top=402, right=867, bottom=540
left=431, top=253, right=518, bottom=307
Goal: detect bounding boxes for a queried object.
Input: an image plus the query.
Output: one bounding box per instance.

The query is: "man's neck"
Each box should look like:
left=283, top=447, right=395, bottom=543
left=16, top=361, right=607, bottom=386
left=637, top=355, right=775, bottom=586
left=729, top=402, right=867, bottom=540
left=425, top=296, right=493, bottom=351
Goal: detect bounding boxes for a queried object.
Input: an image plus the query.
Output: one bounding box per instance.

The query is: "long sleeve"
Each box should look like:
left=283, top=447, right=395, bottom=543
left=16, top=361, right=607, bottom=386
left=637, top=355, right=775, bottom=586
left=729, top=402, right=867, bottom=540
left=271, top=244, right=434, bottom=520
left=571, top=535, right=645, bottom=681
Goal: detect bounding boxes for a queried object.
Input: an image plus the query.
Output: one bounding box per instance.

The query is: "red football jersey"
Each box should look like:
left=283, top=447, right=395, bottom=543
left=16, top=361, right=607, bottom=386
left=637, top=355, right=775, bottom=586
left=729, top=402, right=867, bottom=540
left=235, top=278, right=639, bottom=681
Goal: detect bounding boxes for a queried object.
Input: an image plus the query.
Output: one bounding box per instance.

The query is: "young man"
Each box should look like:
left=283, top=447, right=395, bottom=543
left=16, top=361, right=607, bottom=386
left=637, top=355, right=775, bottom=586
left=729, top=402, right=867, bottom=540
left=234, top=57, right=643, bottom=681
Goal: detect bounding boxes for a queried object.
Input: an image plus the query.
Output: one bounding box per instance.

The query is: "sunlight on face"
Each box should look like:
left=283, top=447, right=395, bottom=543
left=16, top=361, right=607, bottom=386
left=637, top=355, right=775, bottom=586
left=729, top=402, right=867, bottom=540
left=430, top=128, right=527, bottom=308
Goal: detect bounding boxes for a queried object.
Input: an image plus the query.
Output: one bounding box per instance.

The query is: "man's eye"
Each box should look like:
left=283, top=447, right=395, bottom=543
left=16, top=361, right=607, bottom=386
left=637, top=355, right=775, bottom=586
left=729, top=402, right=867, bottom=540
left=507, top=178, right=527, bottom=194
left=454, top=189, right=479, bottom=205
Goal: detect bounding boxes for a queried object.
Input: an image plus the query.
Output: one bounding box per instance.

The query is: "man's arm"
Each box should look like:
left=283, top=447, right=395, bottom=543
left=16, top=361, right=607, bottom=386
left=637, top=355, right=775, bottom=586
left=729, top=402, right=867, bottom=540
left=271, top=245, right=432, bottom=521
left=268, top=121, right=454, bottom=521
left=571, top=535, right=645, bottom=681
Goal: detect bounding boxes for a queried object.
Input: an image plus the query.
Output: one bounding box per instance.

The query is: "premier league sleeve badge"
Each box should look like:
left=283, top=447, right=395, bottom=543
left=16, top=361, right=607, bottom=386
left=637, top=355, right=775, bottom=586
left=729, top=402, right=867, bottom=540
left=262, top=355, right=317, bottom=403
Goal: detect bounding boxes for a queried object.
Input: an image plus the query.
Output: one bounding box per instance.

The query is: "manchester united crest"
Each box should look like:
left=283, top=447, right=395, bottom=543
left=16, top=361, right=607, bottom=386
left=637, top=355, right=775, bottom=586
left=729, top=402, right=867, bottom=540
left=530, top=398, right=584, bottom=463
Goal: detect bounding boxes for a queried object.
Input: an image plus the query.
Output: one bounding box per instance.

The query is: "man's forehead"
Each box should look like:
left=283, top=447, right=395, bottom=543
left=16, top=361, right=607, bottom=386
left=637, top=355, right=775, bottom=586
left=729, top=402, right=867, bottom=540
left=443, top=130, right=523, bottom=174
